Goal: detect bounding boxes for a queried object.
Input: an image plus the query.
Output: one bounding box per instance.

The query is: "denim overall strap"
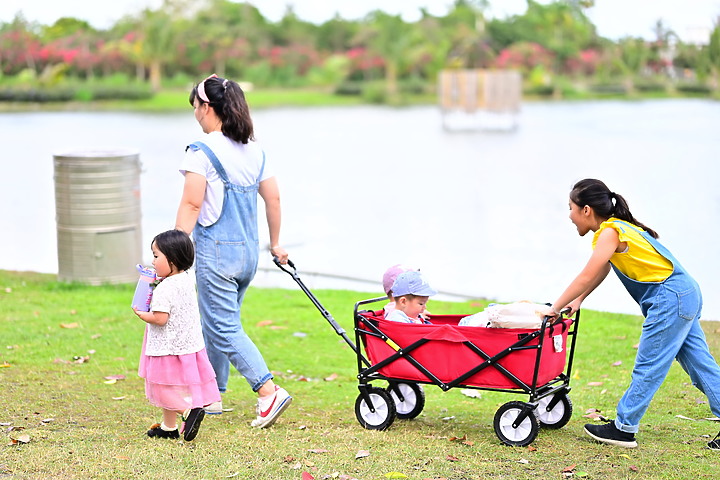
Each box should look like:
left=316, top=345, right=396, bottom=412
left=606, top=220, right=720, bottom=433
left=188, top=140, right=272, bottom=393
left=187, top=142, right=230, bottom=184
left=607, top=219, right=698, bottom=315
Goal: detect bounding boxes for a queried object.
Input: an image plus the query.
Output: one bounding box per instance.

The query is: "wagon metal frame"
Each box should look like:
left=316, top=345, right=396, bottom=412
left=275, top=259, right=580, bottom=446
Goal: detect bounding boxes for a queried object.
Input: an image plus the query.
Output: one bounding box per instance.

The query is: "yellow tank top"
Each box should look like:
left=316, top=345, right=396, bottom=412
left=592, top=218, right=673, bottom=282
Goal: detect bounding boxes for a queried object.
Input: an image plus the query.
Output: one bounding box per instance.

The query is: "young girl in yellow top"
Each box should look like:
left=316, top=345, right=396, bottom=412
left=545, top=179, right=720, bottom=450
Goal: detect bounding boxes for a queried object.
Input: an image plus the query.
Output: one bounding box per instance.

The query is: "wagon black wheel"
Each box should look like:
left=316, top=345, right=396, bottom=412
left=386, top=382, right=425, bottom=420
left=355, top=387, right=396, bottom=431
left=493, top=401, right=539, bottom=447
left=536, top=392, right=573, bottom=429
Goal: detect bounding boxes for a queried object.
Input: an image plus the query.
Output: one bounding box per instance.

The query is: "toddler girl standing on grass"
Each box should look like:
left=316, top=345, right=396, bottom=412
left=544, top=179, right=720, bottom=450
left=133, top=229, right=221, bottom=441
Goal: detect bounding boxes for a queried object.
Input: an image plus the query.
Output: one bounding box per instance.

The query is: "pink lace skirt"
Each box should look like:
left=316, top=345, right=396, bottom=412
left=138, top=330, right=221, bottom=411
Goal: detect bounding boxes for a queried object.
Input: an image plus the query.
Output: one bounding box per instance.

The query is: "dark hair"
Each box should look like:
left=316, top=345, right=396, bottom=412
left=189, top=76, right=255, bottom=144
left=570, top=179, right=658, bottom=238
left=152, top=230, right=195, bottom=272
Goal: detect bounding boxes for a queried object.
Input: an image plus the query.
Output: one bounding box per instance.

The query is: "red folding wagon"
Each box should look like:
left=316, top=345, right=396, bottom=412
left=275, top=260, right=580, bottom=446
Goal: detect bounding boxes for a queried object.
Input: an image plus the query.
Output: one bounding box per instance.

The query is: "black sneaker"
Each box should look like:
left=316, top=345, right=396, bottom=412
left=584, top=421, right=637, bottom=448
left=181, top=407, right=205, bottom=442
left=708, top=431, right=720, bottom=451
left=147, top=423, right=179, bottom=439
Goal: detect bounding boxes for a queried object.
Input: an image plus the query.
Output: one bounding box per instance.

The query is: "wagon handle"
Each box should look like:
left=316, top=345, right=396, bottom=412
left=546, top=307, right=573, bottom=335
left=272, top=257, right=359, bottom=354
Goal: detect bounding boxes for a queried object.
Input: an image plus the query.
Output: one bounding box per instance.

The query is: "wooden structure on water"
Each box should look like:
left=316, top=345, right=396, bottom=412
left=438, top=69, right=522, bottom=131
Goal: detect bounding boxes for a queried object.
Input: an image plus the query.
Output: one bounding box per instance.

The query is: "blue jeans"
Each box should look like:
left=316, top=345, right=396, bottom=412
left=189, top=141, right=272, bottom=394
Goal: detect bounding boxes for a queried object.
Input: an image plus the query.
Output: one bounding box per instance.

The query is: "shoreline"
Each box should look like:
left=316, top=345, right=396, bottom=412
left=4, top=268, right=719, bottom=323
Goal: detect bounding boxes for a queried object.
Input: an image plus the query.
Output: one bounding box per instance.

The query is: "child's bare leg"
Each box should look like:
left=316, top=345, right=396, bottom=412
left=162, top=408, right=180, bottom=429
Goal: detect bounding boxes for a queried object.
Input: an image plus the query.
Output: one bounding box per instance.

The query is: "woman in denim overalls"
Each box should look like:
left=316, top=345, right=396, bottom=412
left=175, top=75, right=292, bottom=428
left=545, top=179, right=720, bottom=450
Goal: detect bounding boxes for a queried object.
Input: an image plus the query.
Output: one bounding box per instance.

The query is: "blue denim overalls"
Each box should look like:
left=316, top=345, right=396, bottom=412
left=187, top=141, right=273, bottom=393
left=608, top=220, right=720, bottom=433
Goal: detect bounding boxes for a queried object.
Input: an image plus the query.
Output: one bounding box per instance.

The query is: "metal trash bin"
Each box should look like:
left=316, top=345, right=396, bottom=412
left=54, top=149, right=142, bottom=284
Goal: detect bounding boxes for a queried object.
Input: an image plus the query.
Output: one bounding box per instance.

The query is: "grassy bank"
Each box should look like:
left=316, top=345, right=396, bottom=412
left=0, top=85, right=715, bottom=114
left=1, top=269, right=719, bottom=479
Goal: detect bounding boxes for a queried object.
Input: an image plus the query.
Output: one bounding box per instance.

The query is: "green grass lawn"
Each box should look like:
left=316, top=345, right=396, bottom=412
left=1, top=269, right=719, bottom=479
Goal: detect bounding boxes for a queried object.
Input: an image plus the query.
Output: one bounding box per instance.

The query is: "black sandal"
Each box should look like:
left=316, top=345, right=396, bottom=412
left=181, top=408, right=205, bottom=442
left=147, top=423, right=179, bottom=439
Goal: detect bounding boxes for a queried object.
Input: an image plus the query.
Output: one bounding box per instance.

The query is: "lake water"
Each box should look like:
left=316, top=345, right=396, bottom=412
left=1, top=99, right=719, bottom=320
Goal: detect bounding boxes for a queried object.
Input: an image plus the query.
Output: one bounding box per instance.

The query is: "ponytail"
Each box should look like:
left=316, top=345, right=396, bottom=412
left=189, top=75, right=255, bottom=144
left=570, top=179, right=658, bottom=238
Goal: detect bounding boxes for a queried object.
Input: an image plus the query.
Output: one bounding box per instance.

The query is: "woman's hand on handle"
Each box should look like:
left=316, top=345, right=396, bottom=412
left=270, top=245, right=288, bottom=264
left=564, top=299, right=582, bottom=316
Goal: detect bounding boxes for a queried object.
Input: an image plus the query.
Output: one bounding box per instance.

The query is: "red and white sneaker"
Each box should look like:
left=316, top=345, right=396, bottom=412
left=250, top=386, right=292, bottom=428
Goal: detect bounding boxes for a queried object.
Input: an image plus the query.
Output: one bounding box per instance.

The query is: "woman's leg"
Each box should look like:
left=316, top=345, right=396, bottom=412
left=615, top=299, right=694, bottom=432
left=676, top=318, right=720, bottom=418
left=196, top=256, right=272, bottom=392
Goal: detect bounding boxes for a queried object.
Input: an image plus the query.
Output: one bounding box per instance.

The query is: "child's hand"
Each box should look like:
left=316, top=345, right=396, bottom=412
left=539, top=305, right=559, bottom=318
left=133, top=306, right=149, bottom=321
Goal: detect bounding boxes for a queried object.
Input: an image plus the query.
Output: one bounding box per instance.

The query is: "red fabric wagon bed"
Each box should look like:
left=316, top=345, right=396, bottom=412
left=357, top=312, right=573, bottom=390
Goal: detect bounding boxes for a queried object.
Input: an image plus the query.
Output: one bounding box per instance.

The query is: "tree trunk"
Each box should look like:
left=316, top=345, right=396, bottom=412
left=149, top=60, right=162, bottom=91
left=136, top=63, right=146, bottom=83
left=385, top=61, right=399, bottom=102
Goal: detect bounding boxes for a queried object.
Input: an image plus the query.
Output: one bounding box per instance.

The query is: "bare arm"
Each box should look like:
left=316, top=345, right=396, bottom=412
left=258, top=177, right=288, bottom=263
left=550, top=227, right=619, bottom=314
left=175, top=172, right=206, bottom=234
left=133, top=308, right=169, bottom=326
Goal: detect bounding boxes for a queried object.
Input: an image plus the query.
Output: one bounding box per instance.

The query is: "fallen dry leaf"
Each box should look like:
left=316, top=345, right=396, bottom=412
left=562, top=465, right=576, bottom=473
left=308, top=448, right=329, bottom=454
left=324, top=373, right=338, bottom=382
left=104, top=375, right=126, bottom=381
left=517, top=459, right=529, bottom=464
left=384, top=473, right=408, bottom=479
left=449, top=435, right=467, bottom=442
left=612, top=361, right=622, bottom=366
left=256, top=320, right=273, bottom=327
left=446, top=455, right=460, bottom=462
left=460, top=389, right=482, bottom=399
left=629, top=465, right=639, bottom=472
left=112, top=396, right=126, bottom=401
left=582, top=411, right=609, bottom=421
left=60, top=323, right=79, bottom=329
left=587, top=382, right=604, bottom=387
left=0, top=362, right=11, bottom=368
left=355, top=450, right=370, bottom=459
left=301, top=472, right=315, bottom=480
left=16, top=434, right=30, bottom=444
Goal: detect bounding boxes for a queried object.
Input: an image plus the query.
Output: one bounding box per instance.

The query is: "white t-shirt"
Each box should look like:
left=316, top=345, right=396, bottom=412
left=179, top=131, right=273, bottom=227
left=145, top=271, right=205, bottom=356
